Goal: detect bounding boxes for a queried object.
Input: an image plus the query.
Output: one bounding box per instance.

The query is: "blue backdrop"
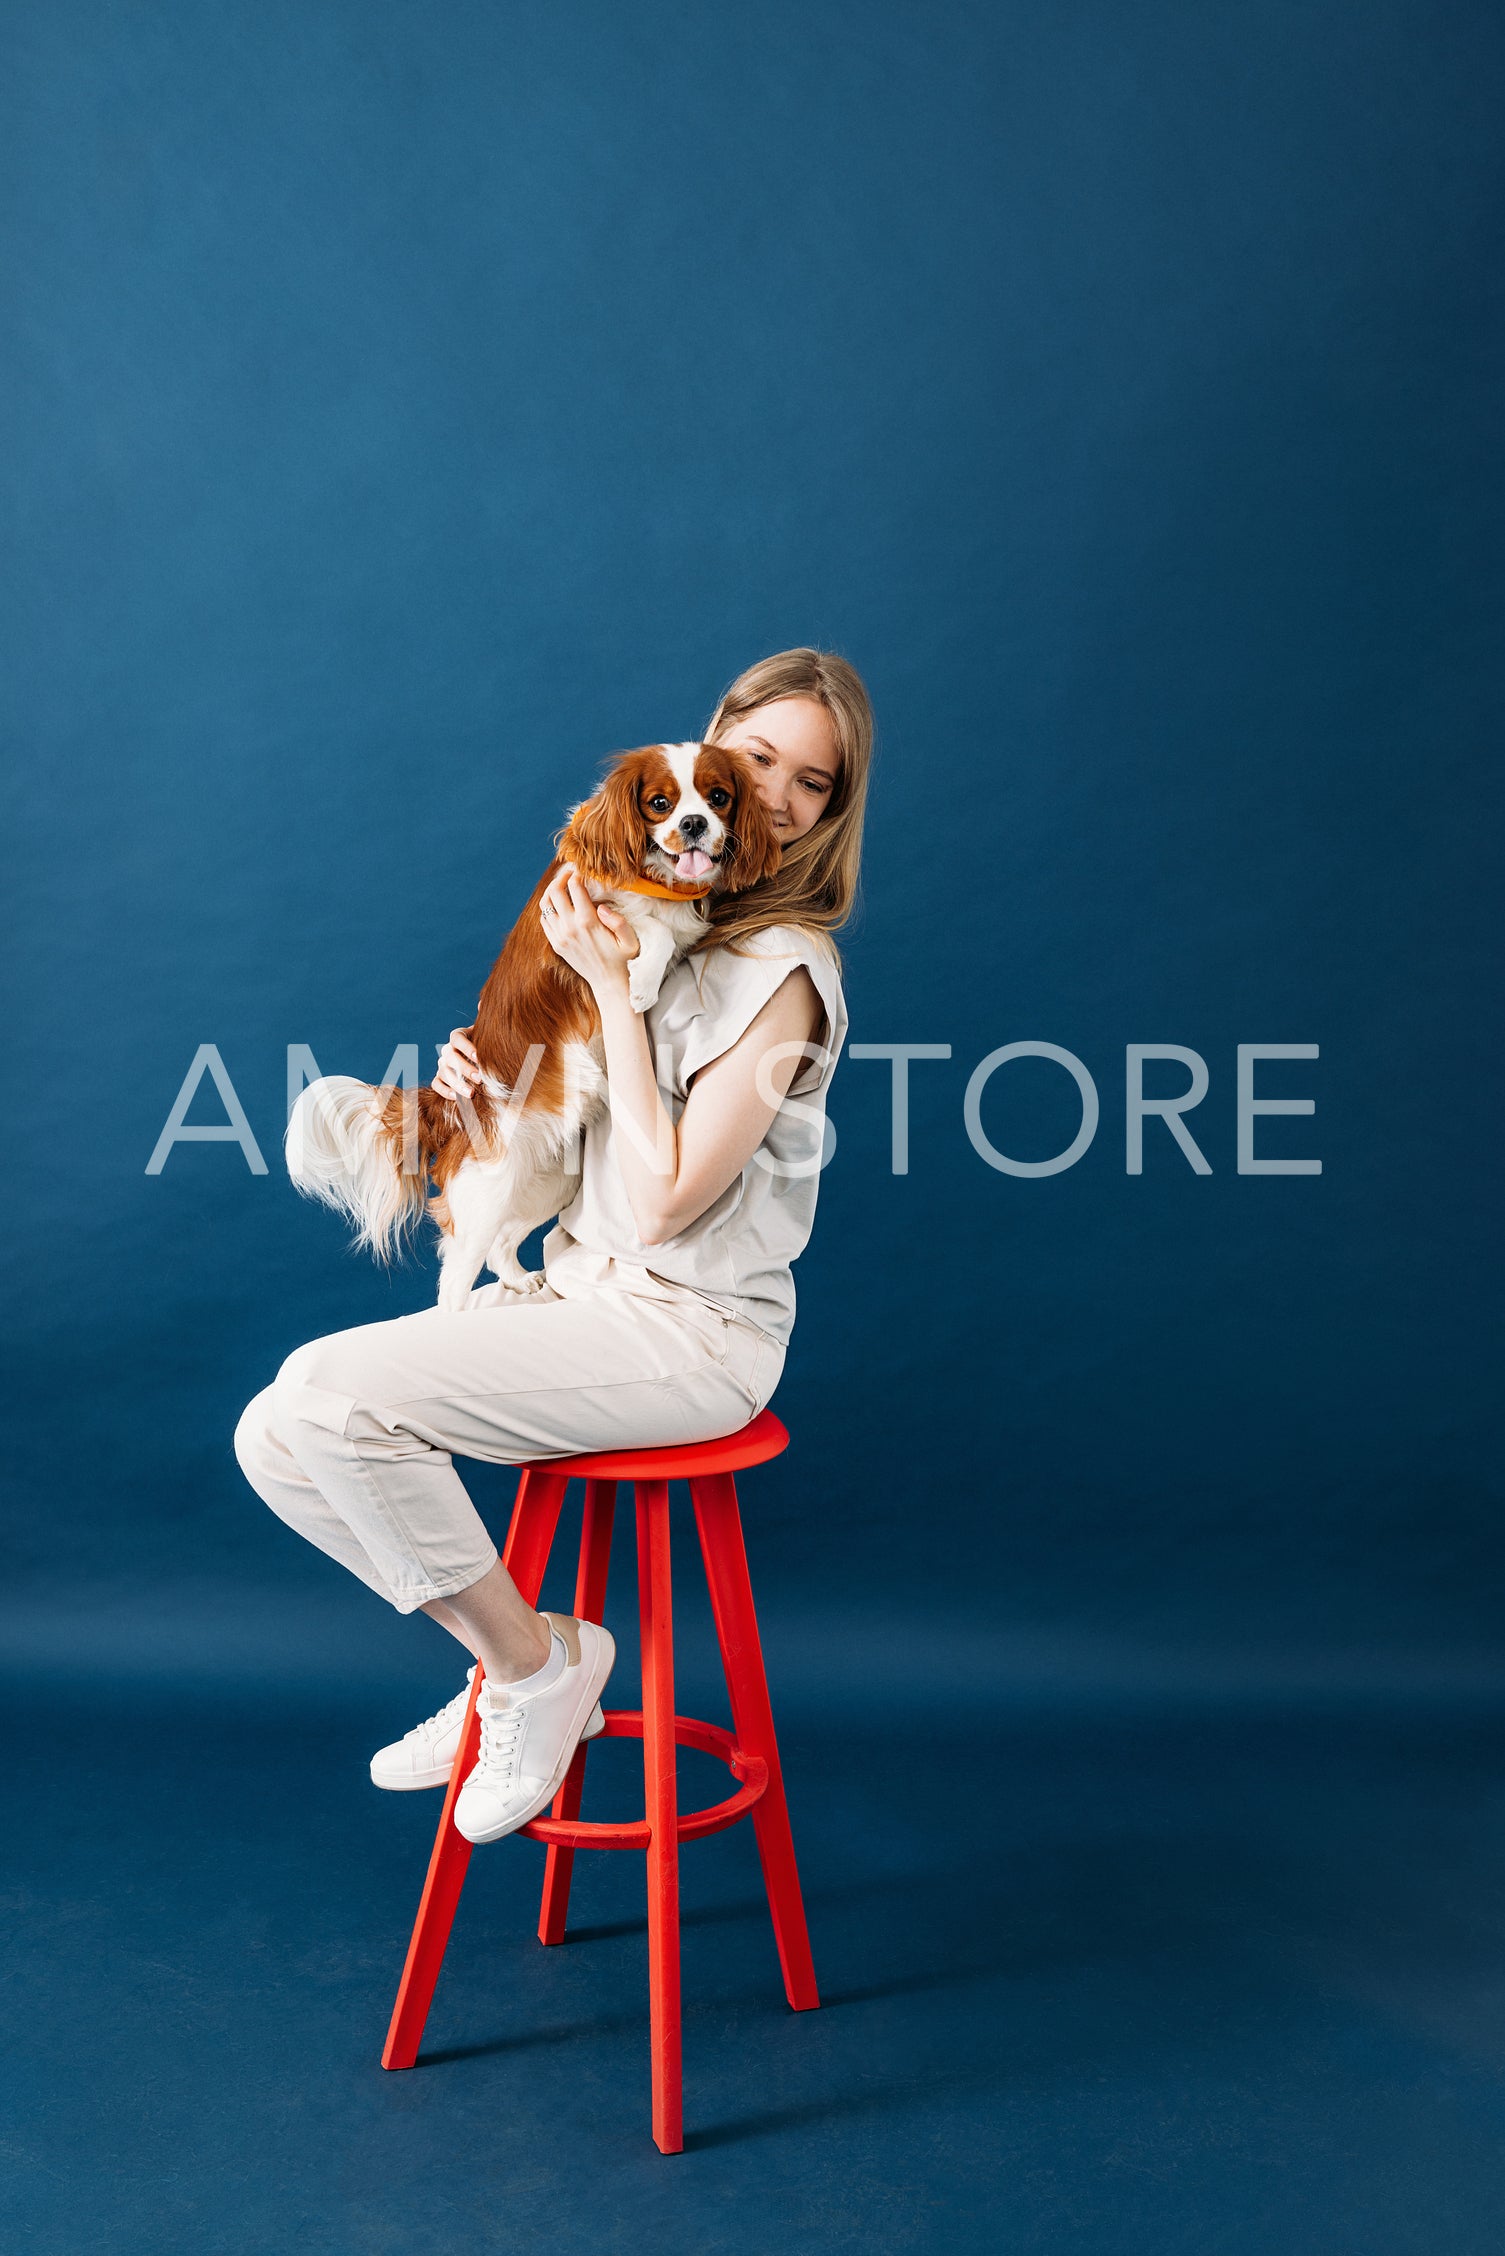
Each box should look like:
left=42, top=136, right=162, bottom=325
left=7, top=0, right=1500, bottom=1673
left=5, top=4, right=1505, bottom=2246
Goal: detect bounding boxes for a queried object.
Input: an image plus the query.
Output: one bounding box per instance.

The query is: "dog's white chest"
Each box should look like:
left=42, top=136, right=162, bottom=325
left=592, top=887, right=707, bottom=1015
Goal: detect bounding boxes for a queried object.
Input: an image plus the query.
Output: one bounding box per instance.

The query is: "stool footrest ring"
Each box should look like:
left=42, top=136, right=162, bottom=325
left=518, top=1711, right=769, bottom=1849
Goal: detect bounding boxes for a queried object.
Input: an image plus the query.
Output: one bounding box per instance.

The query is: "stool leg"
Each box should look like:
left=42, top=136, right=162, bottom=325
left=690, top=1471, right=820, bottom=2013
left=638, top=1477, right=683, bottom=2154
left=382, top=1466, right=570, bottom=2071
left=538, top=1477, right=618, bottom=1946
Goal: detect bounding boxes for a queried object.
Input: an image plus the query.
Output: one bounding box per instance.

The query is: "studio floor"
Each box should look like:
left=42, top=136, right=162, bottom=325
left=8, top=1631, right=1505, bottom=2256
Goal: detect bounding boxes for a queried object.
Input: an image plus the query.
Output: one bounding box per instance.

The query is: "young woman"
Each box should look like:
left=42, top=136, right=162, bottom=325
left=234, top=648, right=872, bottom=1846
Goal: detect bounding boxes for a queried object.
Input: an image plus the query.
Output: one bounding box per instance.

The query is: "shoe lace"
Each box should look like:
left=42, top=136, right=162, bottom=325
left=403, top=1677, right=472, bottom=1748
left=475, top=1699, right=526, bottom=1783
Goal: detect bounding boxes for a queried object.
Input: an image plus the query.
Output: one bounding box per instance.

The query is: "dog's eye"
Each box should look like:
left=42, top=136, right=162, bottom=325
left=707, top=788, right=731, bottom=808
left=646, top=795, right=671, bottom=814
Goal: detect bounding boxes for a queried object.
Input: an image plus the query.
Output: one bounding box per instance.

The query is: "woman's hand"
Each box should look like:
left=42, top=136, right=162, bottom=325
left=434, top=1026, right=482, bottom=1103
left=538, top=863, right=640, bottom=994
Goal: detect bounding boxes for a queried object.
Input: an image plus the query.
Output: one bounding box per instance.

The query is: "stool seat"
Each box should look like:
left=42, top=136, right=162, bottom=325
left=540, top=1406, right=789, bottom=1483
left=378, top=1408, right=819, bottom=2154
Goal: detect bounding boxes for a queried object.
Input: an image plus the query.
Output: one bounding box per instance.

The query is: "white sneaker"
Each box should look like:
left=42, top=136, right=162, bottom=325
left=371, top=1659, right=604, bottom=1791
left=453, top=1612, right=616, bottom=1845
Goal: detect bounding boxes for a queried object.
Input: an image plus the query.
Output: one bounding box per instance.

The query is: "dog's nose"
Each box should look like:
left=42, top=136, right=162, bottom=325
left=679, top=813, right=708, bottom=841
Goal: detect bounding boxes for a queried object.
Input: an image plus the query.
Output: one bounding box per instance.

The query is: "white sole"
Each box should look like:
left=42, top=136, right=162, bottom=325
left=371, top=1697, right=606, bottom=1792
left=453, top=1632, right=617, bottom=1845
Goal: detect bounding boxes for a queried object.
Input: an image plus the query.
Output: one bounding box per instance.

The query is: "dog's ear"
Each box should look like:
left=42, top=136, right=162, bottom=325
left=721, top=750, right=784, bottom=893
left=556, top=753, right=650, bottom=885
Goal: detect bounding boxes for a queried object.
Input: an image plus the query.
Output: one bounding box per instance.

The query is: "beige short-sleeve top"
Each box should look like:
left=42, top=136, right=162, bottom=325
left=542, top=923, right=848, bottom=1345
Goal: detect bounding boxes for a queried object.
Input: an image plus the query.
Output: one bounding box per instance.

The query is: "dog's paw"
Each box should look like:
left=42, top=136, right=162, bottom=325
left=484, top=1259, right=548, bottom=1296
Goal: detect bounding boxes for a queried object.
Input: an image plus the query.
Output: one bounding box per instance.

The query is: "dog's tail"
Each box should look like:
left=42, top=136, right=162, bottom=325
left=286, top=1075, right=489, bottom=1260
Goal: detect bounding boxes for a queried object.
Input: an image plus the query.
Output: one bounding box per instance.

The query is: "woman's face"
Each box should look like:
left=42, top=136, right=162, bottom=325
left=718, top=696, right=840, bottom=843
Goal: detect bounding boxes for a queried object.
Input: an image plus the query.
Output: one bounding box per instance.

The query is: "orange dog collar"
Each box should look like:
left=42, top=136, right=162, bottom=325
left=618, top=877, right=715, bottom=902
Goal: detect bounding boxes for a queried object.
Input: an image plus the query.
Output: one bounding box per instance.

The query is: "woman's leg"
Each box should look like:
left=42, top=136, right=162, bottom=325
left=419, top=1558, right=551, bottom=1680
left=239, top=1280, right=768, bottom=1679
left=236, top=1377, right=552, bottom=1680
left=418, top=1598, right=477, bottom=1653
left=234, top=1393, right=493, bottom=1668
left=234, top=1385, right=402, bottom=1606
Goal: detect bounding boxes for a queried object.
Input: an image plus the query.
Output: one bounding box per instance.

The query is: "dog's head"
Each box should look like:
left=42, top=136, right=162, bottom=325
left=557, top=743, right=782, bottom=897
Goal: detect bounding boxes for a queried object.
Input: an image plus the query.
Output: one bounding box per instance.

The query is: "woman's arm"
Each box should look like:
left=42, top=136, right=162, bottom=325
left=597, top=959, right=823, bottom=1245
left=539, top=864, right=824, bottom=1246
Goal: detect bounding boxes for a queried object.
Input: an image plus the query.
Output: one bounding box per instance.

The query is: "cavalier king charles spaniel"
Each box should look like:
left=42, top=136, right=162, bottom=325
left=286, top=744, right=780, bottom=1309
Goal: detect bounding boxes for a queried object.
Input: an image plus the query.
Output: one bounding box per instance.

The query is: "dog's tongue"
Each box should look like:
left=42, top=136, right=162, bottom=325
left=674, top=850, right=714, bottom=883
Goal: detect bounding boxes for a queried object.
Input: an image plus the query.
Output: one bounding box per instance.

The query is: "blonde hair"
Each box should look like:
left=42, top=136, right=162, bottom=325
left=693, top=647, right=874, bottom=964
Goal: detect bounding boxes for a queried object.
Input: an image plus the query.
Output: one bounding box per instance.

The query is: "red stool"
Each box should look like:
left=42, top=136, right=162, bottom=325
left=379, top=1408, right=820, bottom=2152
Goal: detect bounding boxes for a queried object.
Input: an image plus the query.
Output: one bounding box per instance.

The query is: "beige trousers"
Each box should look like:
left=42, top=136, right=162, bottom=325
left=233, top=1252, right=783, bottom=1614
